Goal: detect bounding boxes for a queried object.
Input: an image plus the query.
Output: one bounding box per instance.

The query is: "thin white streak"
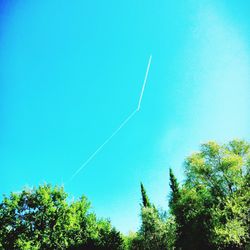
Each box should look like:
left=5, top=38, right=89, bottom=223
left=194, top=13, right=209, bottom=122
left=67, top=55, right=152, bottom=183
left=68, top=109, right=138, bottom=182
left=137, top=55, right=152, bottom=111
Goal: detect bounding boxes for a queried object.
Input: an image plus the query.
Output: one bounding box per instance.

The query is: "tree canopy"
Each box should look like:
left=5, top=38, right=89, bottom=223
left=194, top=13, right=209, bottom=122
left=0, top=185, right=123, bottom=250
left=169, top=140, right=250, bottom=249
left=1, top=139, right=249, bottom=249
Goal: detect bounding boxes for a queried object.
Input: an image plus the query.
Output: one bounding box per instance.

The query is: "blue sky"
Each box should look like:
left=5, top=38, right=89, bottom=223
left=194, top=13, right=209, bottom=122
left=1, top=0, right=250, bottom=233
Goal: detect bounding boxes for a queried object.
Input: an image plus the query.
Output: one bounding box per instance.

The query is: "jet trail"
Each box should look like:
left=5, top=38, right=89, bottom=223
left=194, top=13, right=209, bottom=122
left=68, top=109, right=137, bottom=182
left=137, top=55, right=152, bottom=111
left=68, top=55, right=152, bottom=183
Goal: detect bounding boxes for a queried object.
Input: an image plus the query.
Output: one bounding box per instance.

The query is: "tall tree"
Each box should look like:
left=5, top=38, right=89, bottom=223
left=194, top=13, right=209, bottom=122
left=170, top=140, right=250, bottom=250
left=140, top=183, right=151, bottom=208
left=133, top=183, right=172, bottom=250
left=169, top=168, right=180, bottom=208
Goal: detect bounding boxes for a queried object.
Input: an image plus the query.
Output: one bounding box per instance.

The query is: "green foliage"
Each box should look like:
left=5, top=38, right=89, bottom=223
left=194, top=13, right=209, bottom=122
left=1, top=139, right=249, bottom=250
left=0, top=184, right=124, bottom=250
left=139, top=206, right=168, bottom=250
left=123, top=232, right=139, bottom=250
left=130, top=184, right=176, bottom=250
left=170, top=139, right=250, bottom=249
left=169, top=168, right=180, bottom=215
left=140, top=183, right=151, bottom=208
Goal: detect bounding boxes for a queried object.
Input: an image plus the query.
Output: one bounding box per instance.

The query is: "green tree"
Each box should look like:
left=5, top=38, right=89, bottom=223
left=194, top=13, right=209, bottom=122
left=140, top=183, right=151, bottom=208
left=139, top=206, right=169, bottom=250
left=169, top=168, right=180, bottom=208
left=170, top=140, right=250, bottom=250
left=131, top=183, right=174, bottom=250
left=0, top=185, right=71, bottom=249
left=123, top=232, right=141, bottom=250
left=0, top=184, right=124, bottom=250
left=1, top=139, right=249, bottom=250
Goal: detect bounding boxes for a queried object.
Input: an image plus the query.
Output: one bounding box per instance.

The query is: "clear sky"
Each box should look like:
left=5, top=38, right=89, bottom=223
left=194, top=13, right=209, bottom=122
left=1, top=0, right=250, bottom=233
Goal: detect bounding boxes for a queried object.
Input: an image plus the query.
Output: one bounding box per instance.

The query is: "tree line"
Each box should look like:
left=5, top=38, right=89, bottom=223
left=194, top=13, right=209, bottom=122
left=0, top=139, right=249, bottom=249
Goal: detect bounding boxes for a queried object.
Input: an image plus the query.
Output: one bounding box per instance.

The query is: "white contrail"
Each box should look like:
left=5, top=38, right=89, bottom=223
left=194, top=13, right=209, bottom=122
left=67, top=55, right=152, bottom=183
left=137, top=55, right=152, bottom=111
left=68, top=109, right=137, bottom=182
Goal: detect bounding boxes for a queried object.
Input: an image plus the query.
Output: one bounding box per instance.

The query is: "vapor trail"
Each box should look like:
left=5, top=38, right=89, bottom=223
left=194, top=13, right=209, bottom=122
left=68, top=109, right=138, bottom=182
left=67, top=55, right=152, bottom=183
left=137, top=55, right=152, bottom=111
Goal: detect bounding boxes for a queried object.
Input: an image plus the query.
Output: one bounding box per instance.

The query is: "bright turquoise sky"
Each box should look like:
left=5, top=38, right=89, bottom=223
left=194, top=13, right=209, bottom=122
left=1, top=0, right=250, bottom=233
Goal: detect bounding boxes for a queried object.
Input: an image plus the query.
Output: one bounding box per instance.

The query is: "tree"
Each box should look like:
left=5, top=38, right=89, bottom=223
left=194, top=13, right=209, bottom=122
left=0, top=185, right=70, bottom=249
left=1, top=139, right=249, bottom=250
left=139, top=206, right=169, bottom=250
left=0, top=184, right=124, bottom=250
left=169, top=168, right=180, bottom=208
left=131, top=183, right=174, bottom=250
left=140, top=183, right=151, bottom=208
left=170, top=140, right=250, bottom=249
